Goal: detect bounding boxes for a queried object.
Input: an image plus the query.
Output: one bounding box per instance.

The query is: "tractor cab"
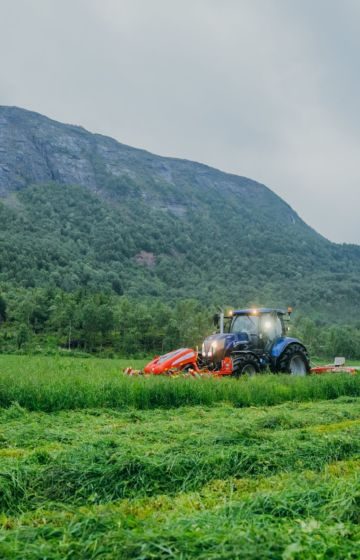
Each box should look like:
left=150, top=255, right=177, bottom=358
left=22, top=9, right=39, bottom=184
left=202, top=307, right=309, bottom=376
left=229, top=308, right=286, bottom=348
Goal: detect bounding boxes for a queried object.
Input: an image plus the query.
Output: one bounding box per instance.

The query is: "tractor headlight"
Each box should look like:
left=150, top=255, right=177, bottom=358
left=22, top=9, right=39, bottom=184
left=205, top=341, right=217, bottom=358
left=208, top=344, right=214, bottom=357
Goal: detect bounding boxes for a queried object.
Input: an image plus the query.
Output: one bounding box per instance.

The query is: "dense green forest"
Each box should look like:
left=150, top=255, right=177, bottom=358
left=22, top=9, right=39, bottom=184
left=0, top=287, right=210, bottom=356
left=1, top=182, right=360, bottom=325
left=1, top=287, right=360, bottom=359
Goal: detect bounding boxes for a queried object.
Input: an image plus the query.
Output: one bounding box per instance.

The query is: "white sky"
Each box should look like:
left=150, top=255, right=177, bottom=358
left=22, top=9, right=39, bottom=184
left=1, top=0, right=359, bottom=243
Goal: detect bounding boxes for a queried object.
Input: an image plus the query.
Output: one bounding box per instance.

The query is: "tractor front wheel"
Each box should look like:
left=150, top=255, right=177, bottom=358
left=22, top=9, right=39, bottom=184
left=278, top=344, right=310, bottom=376
left=232, top=353, right=260, bottom=377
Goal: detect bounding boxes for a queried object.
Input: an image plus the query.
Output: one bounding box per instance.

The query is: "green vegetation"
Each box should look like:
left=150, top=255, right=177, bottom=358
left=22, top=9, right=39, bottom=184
left=0, top=292, right=212, bottom=356
left=1, top=288, right=360, bottom=359
left=0, top=355, right=359, bottom=412
left=0, top=355, right=359, bottom=558
left=1, top=180, right=360, bottom=325
left=1, top=108, right=360, bottom=358
left=1, top=108, right=360, bottom=556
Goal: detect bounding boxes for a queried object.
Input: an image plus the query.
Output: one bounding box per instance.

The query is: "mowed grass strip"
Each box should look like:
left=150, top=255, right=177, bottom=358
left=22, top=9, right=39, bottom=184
left=1, top=460, right=360, bottom=559
left=0, top=355, right=360, bottom=411
left=0, top=400, right=359, bottom=513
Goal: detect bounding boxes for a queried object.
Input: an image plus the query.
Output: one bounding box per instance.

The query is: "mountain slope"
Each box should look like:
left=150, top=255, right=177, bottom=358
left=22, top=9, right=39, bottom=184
left=0, top=106, right=359, bottom=322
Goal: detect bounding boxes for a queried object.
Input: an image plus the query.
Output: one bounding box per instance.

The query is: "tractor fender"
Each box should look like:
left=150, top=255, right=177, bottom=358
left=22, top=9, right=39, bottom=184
left=270, top=338, right=307, bottom=360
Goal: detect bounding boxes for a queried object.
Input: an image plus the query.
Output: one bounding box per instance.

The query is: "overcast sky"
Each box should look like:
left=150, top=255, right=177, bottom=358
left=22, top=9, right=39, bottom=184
left=1, top=0, right=359, bottom=243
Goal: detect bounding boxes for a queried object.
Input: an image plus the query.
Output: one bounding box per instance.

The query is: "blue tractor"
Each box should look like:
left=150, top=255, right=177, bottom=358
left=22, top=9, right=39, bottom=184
left=201, top=308, right=310, bottom=376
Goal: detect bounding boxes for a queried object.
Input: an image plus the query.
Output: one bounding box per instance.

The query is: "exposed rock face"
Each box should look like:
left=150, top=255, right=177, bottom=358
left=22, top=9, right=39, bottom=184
left=0, top=107, right=105, bottom=193
left=135, top=251, right=156, bottom=267
left=0, top=105, right=300, bottom=227
left=0, top=106, right=178, bottom=193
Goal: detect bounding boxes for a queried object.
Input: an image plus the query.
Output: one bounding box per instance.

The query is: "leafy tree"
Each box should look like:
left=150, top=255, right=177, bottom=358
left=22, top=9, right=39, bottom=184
left=16, top=324, right=30, bottom=350
left=0, top=295, right=6, bottom=323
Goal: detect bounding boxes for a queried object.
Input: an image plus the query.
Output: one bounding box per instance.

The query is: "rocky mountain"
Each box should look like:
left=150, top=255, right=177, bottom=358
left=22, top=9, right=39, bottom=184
left=0, top=106, right=359, bottom=322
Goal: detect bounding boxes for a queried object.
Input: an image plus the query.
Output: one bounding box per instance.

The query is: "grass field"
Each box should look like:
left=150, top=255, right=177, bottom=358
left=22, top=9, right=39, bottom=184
left=0, top=355, right=359, bottom=558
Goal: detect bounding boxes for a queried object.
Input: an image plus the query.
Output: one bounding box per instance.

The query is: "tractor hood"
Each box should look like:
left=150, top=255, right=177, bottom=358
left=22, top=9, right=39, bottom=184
left=202, top=332, right=249, bottom=363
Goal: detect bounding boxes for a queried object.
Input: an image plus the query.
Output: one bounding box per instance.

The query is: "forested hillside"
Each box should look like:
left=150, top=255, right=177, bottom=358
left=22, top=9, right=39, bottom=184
left=0, top=106, right=360, bottom=354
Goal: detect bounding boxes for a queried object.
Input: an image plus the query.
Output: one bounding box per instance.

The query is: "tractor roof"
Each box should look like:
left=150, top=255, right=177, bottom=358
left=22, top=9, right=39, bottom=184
left=232, top=308, right=287, bottom=316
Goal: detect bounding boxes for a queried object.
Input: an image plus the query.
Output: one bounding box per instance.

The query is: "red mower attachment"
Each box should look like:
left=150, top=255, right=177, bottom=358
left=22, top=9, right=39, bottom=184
left=311, top=365, right=357, bottom=375
left=142, top=349, right=234, bottom=377
left=310, top=356, right=358, bottom=375
left=144, top=348, right=199, bottom=375
left=124, top=348, right=235, bottom=377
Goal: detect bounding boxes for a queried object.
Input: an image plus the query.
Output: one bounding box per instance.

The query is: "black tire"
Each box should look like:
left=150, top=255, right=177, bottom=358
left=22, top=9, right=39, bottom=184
left=231, top=353, right=260, bottom=378
left=277, top=343, right=310, bottom=376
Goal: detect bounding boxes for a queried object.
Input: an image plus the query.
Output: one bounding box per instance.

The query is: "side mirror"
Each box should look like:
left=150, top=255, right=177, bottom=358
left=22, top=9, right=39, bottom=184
left=213, top=313, right=220, bottom=327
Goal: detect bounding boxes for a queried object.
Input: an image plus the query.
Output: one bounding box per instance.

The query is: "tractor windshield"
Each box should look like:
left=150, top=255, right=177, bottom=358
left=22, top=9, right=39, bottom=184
left=230, top=315, right=259, bottom=336
left=230, top=312, right=284, bottom=340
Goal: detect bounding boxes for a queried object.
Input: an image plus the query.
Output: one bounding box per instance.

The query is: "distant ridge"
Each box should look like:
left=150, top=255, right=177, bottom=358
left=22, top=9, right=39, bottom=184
left=0, top=105, right=359, bottom=322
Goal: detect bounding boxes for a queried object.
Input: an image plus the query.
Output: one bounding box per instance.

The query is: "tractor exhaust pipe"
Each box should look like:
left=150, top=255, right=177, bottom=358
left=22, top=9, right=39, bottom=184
left=219, top=310, right=224, bottom=334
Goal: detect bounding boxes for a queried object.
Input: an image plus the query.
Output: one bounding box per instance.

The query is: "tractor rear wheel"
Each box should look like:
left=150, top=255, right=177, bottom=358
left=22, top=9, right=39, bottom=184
left=278, top=344, right=310, bottom=376
left=232, top=353, right=260, bottom=377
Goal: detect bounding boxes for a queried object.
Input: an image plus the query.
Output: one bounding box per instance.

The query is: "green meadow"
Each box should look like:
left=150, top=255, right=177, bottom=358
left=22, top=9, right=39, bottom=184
left=0, top=355, right=359, bottom=558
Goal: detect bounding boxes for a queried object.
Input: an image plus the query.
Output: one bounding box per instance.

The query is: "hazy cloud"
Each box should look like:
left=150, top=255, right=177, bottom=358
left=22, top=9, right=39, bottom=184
left=0, top=0, right=359, bottom=243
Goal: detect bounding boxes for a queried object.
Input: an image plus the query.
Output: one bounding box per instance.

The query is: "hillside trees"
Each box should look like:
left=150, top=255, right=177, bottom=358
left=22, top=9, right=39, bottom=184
left=0, top=295, right=6, bottom=323
left=0, top=287, right=214, bottom=356
left=1, top=181, right=360, bottom=324
left=0, top=285, right=360, bottom=358
left=292, top=315, right=360, bottom=360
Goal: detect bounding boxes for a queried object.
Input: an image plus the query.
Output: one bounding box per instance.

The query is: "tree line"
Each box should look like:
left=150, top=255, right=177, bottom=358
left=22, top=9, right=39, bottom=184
left=0, top=288, right=360, bottom=359
left=0, top=288, right=211, bottom=357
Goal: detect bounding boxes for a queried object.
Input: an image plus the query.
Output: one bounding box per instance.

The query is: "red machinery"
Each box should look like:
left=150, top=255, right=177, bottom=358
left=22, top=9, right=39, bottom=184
left=310, top=365, right=357, bottom=375
left=125, top=348, right=233, bottom=377
left=144, top=348, right=198, bottom=375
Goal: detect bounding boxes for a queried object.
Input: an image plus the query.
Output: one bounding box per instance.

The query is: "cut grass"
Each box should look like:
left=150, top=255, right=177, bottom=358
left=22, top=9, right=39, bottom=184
left=2, top=459, right=360, bottom=559
left=0, top=355, right=360, bottom=558
left=0, top=401, right=360, bottom=514
left=0, top=400, right=359, bottom=558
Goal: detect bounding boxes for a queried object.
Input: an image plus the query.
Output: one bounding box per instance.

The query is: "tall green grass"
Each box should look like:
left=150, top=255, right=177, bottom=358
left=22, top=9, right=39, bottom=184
left=0, top=355, right=359, bottom=411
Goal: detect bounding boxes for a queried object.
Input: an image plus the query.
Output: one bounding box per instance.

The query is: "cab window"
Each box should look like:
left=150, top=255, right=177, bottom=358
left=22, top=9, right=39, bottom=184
left=230, top=315, right=259, bottom=335
left=261, top=313, right=282, bottom=340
